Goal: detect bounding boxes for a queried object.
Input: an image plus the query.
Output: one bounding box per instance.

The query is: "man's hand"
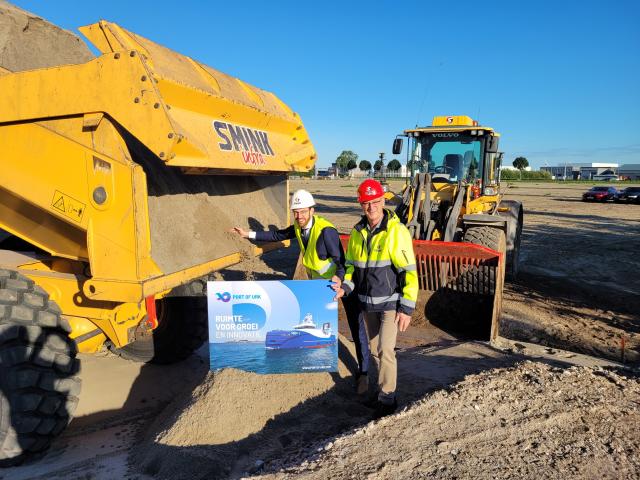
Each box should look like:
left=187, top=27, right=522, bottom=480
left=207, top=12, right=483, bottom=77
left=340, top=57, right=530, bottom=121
left=333, top=287, right=345, bottom=300
left=330, top=275, right=342, bottom=291
left=232, top=227, right=249, bottom=238
left=395, top=311, right=411, bottom=332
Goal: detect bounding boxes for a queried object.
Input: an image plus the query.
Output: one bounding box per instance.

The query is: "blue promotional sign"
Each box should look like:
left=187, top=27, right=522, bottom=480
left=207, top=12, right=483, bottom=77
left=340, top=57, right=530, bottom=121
left=207, top=280, right=338, bottom=374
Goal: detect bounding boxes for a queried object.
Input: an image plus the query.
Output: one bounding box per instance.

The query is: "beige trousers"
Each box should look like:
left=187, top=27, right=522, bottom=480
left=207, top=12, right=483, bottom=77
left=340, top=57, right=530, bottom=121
left=364, top=310, right=398, bottom=405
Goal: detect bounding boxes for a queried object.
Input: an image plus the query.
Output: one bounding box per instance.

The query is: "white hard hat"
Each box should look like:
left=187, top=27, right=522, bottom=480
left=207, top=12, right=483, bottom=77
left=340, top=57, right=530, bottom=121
left=290, top=189, right=315, bottom=210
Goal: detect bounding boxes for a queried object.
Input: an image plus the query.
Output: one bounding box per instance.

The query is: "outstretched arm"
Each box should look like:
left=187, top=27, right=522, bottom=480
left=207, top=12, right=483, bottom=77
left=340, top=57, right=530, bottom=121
left=232, top=227, right=251, bottom=238
left=231, top=225, right=296, bottom=242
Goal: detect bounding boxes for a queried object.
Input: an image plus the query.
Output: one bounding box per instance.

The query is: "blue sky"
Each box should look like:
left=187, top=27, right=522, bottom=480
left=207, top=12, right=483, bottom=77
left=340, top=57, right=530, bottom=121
left=11, top=0, right=639, bottom=169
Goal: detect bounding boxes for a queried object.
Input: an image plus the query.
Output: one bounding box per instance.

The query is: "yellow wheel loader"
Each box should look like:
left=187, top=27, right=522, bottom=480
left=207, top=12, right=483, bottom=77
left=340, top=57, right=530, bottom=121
left=392, top=115, right=523, bottom=279
left=383, top=115, right=523, bottom=340
left=0, top=11, right=315, bottom=464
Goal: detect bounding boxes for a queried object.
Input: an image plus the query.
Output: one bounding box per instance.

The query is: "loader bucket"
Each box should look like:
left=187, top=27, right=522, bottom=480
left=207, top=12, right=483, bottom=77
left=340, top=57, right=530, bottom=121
left=412, top=241, right=504, bottom=341
left=78, top=21, right=316, bottom=173
left=339, top=237, right=504, bottom=341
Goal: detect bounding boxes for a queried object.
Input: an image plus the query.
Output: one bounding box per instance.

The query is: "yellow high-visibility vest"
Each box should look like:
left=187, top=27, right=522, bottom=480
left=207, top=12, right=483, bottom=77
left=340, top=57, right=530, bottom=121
left=294, top=215, right=338, bottom=279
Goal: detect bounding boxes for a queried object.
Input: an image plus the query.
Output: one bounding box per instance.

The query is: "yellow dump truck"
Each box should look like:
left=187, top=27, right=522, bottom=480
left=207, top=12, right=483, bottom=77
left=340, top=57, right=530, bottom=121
left=0, top=18, right=315, bottom=464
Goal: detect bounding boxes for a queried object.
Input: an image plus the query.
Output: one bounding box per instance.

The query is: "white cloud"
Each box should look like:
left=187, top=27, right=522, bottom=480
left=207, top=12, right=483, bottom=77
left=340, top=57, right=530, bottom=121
left=325, top=301, right=338, bottom=310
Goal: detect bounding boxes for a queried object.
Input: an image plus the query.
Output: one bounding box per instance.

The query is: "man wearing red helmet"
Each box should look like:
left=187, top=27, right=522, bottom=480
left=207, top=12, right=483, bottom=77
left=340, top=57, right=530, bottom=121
left=335, top=178, right=418, bottom=418
left=233, top=189, right=370, bottom=387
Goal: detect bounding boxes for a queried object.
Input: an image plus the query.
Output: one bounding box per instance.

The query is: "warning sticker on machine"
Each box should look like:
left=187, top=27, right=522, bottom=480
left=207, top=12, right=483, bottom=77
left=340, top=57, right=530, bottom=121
left=51, top=190, right=85, bottom=222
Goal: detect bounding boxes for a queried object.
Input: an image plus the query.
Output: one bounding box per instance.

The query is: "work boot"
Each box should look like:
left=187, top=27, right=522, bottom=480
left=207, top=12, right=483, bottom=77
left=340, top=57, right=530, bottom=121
left=356, top=373, right=369, bottom=396
left=372, top=399, right=398, bottom=420
left=361, top=394, right=379, bottom=409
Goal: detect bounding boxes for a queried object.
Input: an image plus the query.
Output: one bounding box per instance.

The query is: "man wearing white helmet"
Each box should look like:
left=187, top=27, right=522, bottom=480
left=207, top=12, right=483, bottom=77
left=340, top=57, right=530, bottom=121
left=233, top=189, right=370, bottom=390
left=234, top=189, right=343, bottom=281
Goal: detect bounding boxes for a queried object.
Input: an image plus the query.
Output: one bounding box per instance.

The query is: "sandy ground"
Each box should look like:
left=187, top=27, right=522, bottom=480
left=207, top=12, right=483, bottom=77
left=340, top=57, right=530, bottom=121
left=254, top=361, right=640, bottom=480
left=499, top=182, right=640, bottom=364
left=4, top=179, right=640, bottom=479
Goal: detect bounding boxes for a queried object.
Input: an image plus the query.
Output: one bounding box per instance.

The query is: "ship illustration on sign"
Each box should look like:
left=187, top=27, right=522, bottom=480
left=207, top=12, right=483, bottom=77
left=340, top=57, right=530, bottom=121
left=265, top=313, right=336, bottom=349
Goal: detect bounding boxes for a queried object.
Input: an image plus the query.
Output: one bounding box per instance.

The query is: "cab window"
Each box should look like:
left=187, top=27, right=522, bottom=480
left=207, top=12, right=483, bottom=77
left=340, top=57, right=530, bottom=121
left=414, top=136, right=483, bottom=183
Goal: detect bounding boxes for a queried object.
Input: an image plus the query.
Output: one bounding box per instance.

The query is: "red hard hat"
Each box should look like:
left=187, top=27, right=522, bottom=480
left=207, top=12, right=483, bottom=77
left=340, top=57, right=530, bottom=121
left=357, top=179, right=384, bottom=203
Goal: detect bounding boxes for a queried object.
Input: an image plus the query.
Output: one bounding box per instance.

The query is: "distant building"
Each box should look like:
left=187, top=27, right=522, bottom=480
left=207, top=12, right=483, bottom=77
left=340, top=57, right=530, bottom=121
left=377, top=164, right=409, bottom=178
left=619, top=164, right=640, bottom=180
left=540, top=163, right=618, bottom=180
left=541, top=165, right=579, bottom=180
left=349, top=168, right=370, bottom=178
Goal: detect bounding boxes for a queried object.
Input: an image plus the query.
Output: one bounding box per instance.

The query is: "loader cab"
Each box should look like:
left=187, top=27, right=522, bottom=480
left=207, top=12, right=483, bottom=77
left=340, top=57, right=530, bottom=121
left=397, top=115, right=501, bottom=193
left=412, top=134, right=483, bottom=185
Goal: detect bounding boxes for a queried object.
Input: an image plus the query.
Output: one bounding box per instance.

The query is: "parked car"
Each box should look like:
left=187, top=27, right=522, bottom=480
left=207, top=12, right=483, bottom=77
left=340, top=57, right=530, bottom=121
left=614, top=186, right=640, bottom=204
left=582, top=186, right=618, bottom=202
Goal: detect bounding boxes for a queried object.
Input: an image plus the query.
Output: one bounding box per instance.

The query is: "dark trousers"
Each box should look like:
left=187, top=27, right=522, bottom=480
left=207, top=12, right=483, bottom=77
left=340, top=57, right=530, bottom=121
left=342, top=292, right=365, bottom=374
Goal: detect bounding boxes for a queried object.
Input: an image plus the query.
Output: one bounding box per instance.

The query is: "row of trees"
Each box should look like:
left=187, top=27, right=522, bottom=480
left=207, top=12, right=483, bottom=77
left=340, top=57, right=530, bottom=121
left=336, top=150, right=402, bottom=172
left=337, top=151, right=533, bottom=174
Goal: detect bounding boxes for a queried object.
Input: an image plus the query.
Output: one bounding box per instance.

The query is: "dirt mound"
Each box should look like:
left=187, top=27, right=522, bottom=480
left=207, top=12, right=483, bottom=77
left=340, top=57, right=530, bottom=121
left=256, top=361, right=640, bottom=479
left=132, top=341, right=372, bottom=479
left=0, top=1, right=93, bottom=72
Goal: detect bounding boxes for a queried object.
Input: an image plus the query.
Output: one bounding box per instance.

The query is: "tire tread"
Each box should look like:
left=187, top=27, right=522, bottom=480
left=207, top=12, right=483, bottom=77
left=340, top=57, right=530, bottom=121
left=0, top=270, right=80, bottom=466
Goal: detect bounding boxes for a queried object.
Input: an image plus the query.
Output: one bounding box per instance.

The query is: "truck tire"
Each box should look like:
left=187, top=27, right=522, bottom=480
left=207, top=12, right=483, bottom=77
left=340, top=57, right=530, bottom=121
left=113, top=296, right=207, bottom=364
left=464, top=225, right=506, bottom=253
left=506, top=216, right=522, bottom=280
left=0, top=269, right=80, bottom=466
left=464, top=225, right=507, bottom=287
left=497, top=201, right=523, bottom=280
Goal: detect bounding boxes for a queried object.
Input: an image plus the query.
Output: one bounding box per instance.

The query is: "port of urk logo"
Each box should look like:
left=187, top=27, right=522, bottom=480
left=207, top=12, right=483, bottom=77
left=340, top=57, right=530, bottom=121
left=216, top=292, right=231, bottom=302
